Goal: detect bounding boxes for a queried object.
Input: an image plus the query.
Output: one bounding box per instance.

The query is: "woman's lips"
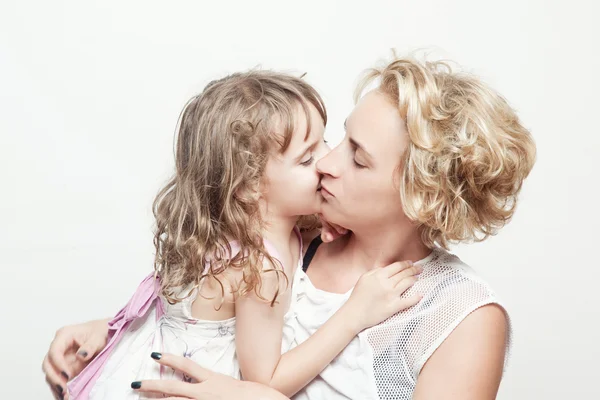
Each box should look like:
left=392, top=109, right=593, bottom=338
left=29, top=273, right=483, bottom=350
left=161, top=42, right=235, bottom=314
left=320, top=184, right=334, bottom=198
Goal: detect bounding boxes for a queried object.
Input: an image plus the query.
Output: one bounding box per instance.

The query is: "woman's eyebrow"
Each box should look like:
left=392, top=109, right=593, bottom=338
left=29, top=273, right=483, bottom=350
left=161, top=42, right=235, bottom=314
left=349, top=138, right=373, bottom=161
left=345, top=118, right=374, bottom=161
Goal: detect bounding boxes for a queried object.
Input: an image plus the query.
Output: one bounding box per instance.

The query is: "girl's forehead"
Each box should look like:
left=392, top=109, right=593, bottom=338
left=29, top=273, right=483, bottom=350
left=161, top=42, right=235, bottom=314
left=271, top=102, right=324, bottom=153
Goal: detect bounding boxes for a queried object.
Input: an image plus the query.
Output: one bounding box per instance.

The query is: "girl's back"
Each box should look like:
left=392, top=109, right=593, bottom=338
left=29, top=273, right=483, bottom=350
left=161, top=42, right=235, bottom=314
left=88, top=233, right=304, bottom=399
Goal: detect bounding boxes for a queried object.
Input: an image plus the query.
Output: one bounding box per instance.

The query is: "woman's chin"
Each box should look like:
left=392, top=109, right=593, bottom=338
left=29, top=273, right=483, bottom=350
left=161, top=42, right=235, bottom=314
left=319, top=205, right=346, bottom=228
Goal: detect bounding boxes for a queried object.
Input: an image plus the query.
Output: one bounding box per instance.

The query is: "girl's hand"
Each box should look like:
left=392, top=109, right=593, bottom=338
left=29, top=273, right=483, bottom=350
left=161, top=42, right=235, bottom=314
left=343, top=261, right=422, bottom=333
left=132, top=353, right=290, bottom=400
left=319, top=214, right=348, bottom=242
left=42, top=319, right=109, bottom=399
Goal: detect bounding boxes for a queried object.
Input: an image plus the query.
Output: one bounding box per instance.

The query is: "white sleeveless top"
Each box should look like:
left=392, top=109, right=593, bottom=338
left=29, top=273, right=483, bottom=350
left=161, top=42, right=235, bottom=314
left=292, top=247, right=511, bottom=400
left=88, top=241, right=304, bottom=400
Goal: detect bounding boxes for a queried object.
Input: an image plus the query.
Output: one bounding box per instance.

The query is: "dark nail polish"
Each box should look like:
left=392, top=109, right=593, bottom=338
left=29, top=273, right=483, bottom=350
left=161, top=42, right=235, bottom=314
left=61, top=371, right=69, bottom=380
left=131, top=381, right=142, bottom=389
left=55, top=384, right=63, bottom=394
left=78, top=350, right=88, bottom=358
left=151, top=352, right=162, bottom=360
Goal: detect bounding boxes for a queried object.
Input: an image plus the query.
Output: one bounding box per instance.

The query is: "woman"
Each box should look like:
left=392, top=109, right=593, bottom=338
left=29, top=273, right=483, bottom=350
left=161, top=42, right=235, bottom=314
left=43, top=55, right=535, bottom=399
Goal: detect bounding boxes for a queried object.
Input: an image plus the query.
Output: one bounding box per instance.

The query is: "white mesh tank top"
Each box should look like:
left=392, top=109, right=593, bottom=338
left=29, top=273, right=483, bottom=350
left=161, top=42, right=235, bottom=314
left=292, top=241, right=511, bottom=400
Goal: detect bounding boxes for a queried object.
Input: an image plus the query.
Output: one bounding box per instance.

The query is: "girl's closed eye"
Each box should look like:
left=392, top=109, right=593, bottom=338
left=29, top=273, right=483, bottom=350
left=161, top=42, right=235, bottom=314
left=301, top=154, right=315, bottom=166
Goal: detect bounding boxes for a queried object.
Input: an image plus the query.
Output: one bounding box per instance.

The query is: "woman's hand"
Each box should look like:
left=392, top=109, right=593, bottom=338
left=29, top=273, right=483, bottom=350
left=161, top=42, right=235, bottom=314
left=132, top=352, right=290, bottom=400
left=343, top=261, right=422, bottom=333
left=41, top=318, right=110, bottom=399
left=319, top=214, right=348, bottom=242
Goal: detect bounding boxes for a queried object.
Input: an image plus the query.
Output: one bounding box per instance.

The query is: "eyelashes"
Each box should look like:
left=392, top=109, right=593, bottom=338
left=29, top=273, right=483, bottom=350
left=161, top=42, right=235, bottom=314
left=353, top=159, right=366, bottom=169
left=301, top=156, right=315, bottom=166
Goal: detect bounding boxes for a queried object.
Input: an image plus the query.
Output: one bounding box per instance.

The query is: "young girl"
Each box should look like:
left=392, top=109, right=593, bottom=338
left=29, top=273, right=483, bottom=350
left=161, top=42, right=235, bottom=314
left=66, top=70, right=422, bottom=400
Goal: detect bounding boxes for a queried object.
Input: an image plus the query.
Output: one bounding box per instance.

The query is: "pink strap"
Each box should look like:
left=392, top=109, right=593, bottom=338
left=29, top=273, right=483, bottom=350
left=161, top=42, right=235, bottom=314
left=67, top=273, right=162, bottom=399
left=263, top=226, right=303, bottom=265
left=294, top=226, right=303, bottom=260
left=67, top=230, right=302, bottom=399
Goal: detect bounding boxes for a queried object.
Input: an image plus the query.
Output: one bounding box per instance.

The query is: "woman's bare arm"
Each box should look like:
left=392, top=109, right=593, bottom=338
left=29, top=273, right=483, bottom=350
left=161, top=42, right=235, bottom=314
left=413, top=304, right=508, bottom=400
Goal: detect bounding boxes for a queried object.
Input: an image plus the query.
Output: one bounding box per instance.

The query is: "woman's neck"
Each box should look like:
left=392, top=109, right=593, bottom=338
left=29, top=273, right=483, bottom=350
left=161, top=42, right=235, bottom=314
left=343, top=222, right=431, bottom=273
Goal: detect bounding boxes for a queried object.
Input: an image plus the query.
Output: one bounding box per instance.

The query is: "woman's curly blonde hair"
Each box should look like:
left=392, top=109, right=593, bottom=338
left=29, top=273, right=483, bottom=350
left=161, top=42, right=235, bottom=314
left=356, top=56, right=536, bottom=249
left=153, top=70, right=327, bottom=305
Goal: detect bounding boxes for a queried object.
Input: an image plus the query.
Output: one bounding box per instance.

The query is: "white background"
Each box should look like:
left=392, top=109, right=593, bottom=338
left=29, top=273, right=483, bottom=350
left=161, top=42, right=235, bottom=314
left=1, top=0, right=598, bottom=398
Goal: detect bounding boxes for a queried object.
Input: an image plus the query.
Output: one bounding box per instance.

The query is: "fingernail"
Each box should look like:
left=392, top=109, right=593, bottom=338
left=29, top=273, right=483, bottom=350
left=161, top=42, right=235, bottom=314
left=131, top=381, right=142, bottom=389
left=55, top=384, right=63, bottom=394
left=61, top=371, right=69, bottom=380
left=151, top=352, right=162, bottom=360
left=78, top=350, right=88, bottom=358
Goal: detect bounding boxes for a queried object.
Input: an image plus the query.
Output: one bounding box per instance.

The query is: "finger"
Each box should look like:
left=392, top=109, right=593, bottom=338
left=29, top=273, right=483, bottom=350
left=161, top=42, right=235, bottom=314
left=320, top=221, right=336, bottom=243
left=394, top=276, right=419, bottom=295
left=393, top=293, right=423, bottom=311
left=64, top=350, right=87, bottom=380
left=163, top=397, right=193, bottom=400
left=42, top=354, right=68, bottom=388
left=47, top=334, right=74, bottom=382
left=75, top=334, right=105, bottom=362
left=332, top=224, right=348, bottom=235
left=319, top=216, right=345, bottom=243
left=150, top=352, right=212, bottom=382
left=390, top=265, right=422, bottom=286
left=45, top=378, right=60, bottom=400
left=45, top=375, right=65, bottom=400
left=133, top=379, right=197, bottom=398
left=382, top=260, right=413, bottom=277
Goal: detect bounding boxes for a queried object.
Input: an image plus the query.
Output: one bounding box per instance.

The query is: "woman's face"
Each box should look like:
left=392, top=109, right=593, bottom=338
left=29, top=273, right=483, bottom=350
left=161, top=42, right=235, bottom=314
left=316, top=90, right=409, bottom=231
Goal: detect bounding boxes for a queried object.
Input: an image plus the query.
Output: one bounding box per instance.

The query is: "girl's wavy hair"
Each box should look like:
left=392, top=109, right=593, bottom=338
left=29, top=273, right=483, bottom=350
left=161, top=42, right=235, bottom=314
left=356, top=55, right=536, bottom=249
left=154, top=70, right=327, bottom=305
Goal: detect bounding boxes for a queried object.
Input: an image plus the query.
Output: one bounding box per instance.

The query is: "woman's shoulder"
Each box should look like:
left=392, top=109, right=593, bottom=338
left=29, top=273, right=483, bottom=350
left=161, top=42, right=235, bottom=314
left=411, top=248, right=510, bottom=373
left=365, top=248, right=511, bottom=381
left=418, top=248, right=498, bottom=298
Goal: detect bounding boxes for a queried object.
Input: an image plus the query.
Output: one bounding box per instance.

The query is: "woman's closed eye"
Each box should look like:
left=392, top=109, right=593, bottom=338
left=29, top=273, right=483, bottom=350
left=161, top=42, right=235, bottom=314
left=353, top=158, right=367, bottom=169
left=352, top=149, right=367, bottom=169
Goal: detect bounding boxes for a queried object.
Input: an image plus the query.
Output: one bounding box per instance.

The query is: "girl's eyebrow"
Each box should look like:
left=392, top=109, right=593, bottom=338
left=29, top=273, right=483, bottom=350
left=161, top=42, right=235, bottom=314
left=294, top=138, right=319, bottom=161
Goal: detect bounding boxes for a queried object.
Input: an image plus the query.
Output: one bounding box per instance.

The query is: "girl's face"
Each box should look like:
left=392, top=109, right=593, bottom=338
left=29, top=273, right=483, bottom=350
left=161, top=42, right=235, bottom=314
left=262, top=103, right=329, bottom=220
left=316, top=90, right=409, bottom=231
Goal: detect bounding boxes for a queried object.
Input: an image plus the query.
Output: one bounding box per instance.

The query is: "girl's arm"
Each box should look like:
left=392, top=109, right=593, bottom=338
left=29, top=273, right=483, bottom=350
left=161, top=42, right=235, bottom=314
left=235, top=260, right=422, bottom=397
